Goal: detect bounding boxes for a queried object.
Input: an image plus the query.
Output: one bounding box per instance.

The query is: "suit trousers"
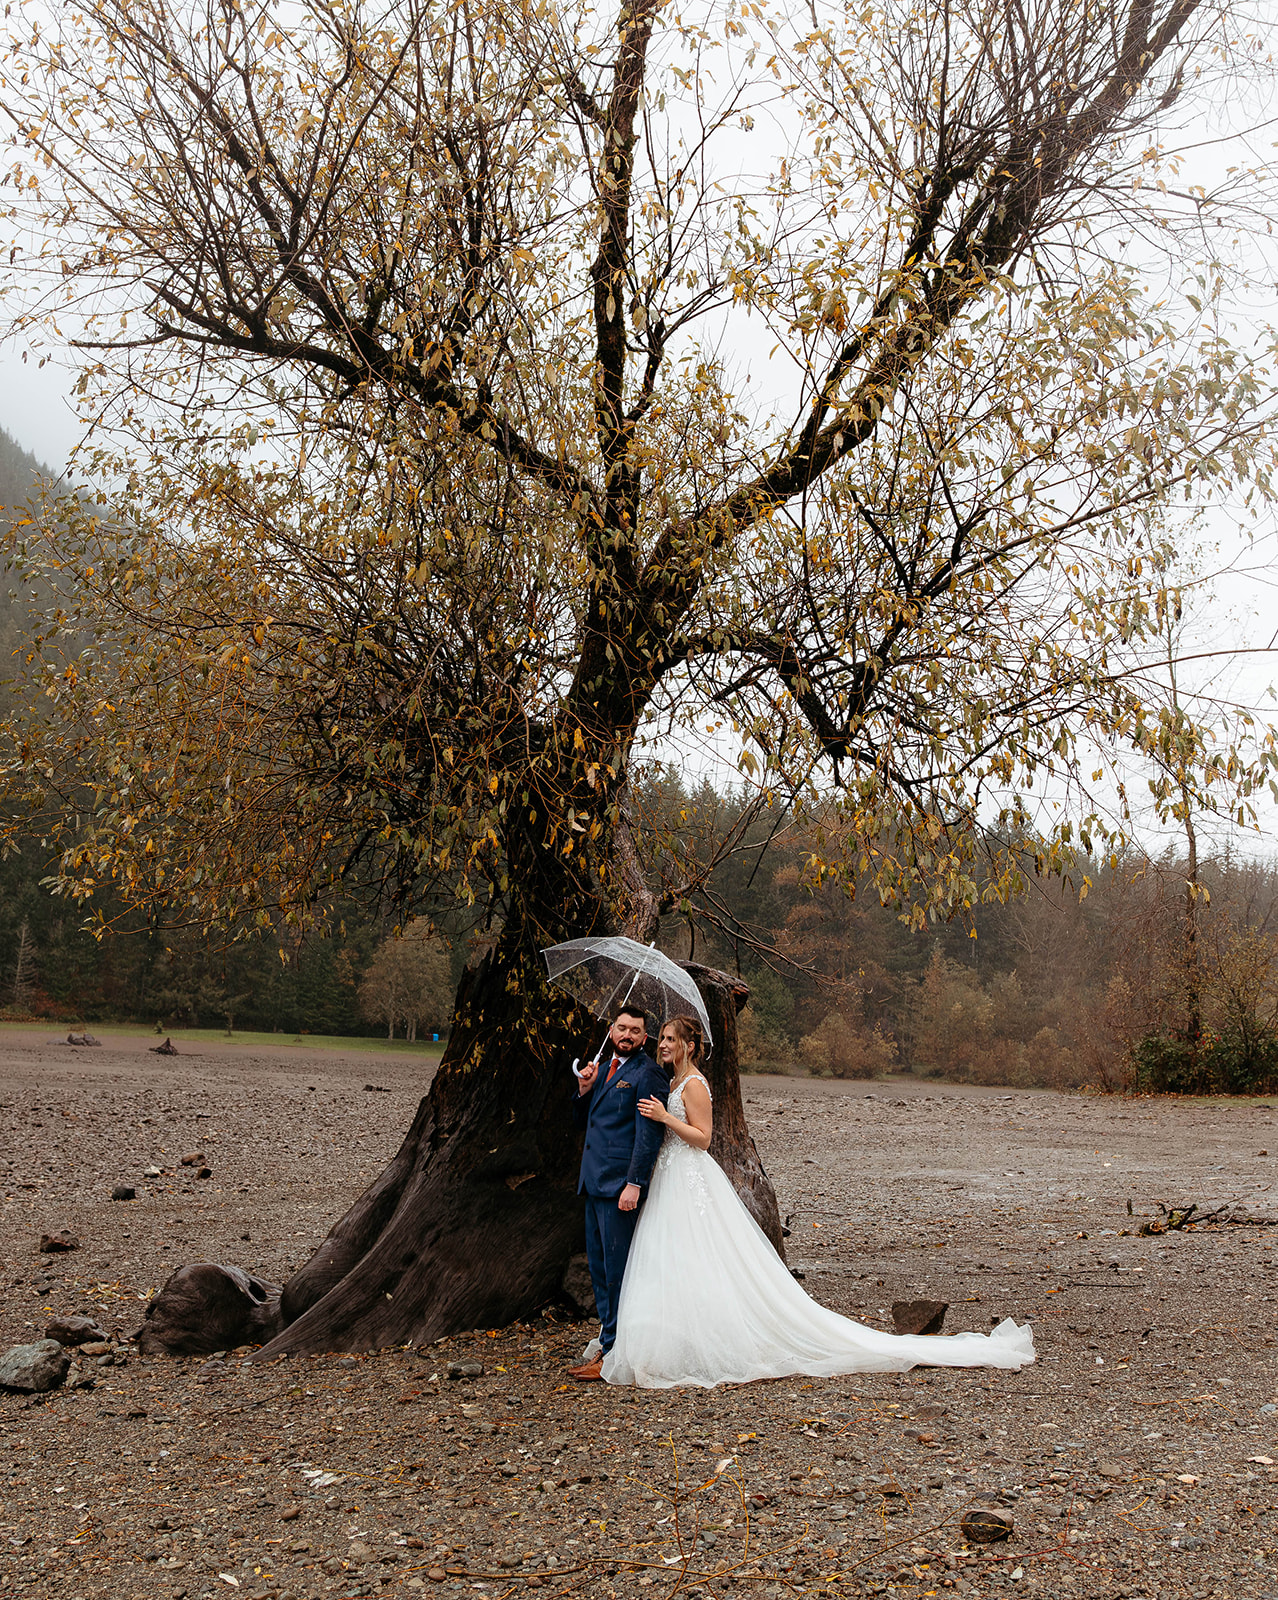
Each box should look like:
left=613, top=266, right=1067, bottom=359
left=583, top=1192, right=639, bottom=1354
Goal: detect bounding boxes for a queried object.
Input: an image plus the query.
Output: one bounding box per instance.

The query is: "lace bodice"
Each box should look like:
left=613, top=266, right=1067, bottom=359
left=666, top=1070, right=712, bottom=1123
left=654, top=1071, right=713, bottom=1209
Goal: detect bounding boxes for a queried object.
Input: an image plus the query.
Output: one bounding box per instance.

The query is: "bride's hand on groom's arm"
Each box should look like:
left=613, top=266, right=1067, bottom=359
left=637, top=1095, right=667, bottom=1123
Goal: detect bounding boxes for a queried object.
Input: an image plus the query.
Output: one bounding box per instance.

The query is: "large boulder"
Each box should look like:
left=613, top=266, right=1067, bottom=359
left=0, top=1339, right=71, bottom=1392
left=136, top=1263, right=284, bottom=1356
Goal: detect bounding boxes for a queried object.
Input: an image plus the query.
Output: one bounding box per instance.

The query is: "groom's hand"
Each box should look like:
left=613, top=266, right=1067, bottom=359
left=618, top=1183, right=640, bottom=1212
left=577, top=1057, right=599, bottom=1094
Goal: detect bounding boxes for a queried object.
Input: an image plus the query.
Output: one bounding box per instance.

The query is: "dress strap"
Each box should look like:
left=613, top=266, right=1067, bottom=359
left=678, top=1069, right=712, bottom=1099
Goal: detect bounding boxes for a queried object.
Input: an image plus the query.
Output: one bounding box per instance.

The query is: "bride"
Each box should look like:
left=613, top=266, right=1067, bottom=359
left=601, top=1014, right=1035, bottom=1389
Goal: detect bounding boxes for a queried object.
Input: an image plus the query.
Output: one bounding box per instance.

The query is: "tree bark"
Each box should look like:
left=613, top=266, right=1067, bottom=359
left=251, top=949, right=779, bottom=1357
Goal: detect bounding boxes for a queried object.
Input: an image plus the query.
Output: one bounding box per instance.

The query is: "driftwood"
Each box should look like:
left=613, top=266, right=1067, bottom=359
left=1140, top=1202, right=1277, bottom=1235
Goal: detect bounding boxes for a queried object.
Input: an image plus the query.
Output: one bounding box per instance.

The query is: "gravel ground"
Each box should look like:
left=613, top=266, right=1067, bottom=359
left=2, top=1028, right=1277, bottom=1600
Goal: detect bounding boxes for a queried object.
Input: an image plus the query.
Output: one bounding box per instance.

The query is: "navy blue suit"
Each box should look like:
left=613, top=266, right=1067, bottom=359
left=574, top=1047, right=669, bottom=1353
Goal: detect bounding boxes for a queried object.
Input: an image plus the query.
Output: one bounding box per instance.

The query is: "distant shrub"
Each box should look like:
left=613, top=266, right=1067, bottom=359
left=916, top=1028, right=1091, bottom=1091
left=1127, top=1029, right=1278, bottom=1095
left=799, top=1011, right=897, bottom=1079
left=737, top=1004, right=800, bottom=1074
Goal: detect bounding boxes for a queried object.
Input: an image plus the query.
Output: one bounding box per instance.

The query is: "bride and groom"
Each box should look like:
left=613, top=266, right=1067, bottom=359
left=568, top=1003, right=1035, bottom=1389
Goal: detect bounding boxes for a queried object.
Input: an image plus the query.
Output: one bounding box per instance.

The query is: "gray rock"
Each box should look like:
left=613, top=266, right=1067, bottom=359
left=44, top=1315, right=107, bottom=1346
left=111, top=1184, right=137, bottom=1201
left=0, top=1338, right=71, bottom=1392
left=446, top=1359, right=484, bottom=1379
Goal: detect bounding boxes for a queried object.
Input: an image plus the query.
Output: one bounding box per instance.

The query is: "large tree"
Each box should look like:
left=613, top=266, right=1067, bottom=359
left=2, top=0, right=1275, bottom=1351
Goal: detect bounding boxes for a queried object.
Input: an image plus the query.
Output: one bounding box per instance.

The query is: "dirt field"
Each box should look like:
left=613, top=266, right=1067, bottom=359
left=1, top=1029, right=1276, bottom=1600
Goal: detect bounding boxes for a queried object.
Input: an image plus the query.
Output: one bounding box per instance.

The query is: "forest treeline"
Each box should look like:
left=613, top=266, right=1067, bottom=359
left=4, top=754, right=1276, bottom=1090
left=636, top=775, right=1278, bottom=1092
left=4, top=430, right=1276, bottom=1083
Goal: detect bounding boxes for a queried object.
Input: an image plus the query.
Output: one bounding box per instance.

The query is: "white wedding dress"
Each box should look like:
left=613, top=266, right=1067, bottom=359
left=602, top=1073, right=1035, bottom=1389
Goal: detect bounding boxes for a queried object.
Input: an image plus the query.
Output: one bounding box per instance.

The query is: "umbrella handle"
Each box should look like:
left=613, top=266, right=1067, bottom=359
left=572, top=1032, right=614, bottom=1076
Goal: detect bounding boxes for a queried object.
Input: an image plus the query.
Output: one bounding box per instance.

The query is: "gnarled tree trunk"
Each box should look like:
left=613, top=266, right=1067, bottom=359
left=252, top=951, right=779, bottom=1357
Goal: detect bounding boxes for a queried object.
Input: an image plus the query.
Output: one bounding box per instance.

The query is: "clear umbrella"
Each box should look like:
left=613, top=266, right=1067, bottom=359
left=541, top=935, right=713, bottom=1066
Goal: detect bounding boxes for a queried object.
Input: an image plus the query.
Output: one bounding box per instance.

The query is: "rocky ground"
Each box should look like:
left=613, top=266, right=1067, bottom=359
left=1, top=1027, right=1276, bottom=1600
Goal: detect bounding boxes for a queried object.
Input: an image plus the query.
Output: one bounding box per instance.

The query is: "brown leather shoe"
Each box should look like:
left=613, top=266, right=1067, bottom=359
left=567, top=1358, right=604, bottom=1381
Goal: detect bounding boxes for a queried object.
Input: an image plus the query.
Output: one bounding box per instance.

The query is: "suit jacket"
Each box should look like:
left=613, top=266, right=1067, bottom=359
left=573, top=1047, right=670, bottom=1199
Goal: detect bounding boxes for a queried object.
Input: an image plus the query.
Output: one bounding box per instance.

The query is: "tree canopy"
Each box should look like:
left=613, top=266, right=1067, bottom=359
left=2, top=0, right=1276, bottom=957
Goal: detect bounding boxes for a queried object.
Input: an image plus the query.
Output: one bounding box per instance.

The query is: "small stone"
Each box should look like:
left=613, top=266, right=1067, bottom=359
left=446, top=1359, right=484, bottom=1379
left=180, top=1151, right=205, bottom=1166
left=0, top=1338, right=71, bottom=1393
left=349, top=1541, right=374, bottom=1562
left=892, top=1298, right=948, bottom=1336
left=280, top=1505, right=302, bottom=1522
left=960, top=1507, right=1015, bottom=1543
left=1097, top=1461, right=1127, bottom=1481
left=45, top=1315, right=107, bottom=1346
left=426, top=1569, right=448, bottom=1583
left=499, top=1553, right=521, bottom=1568
left=288, top=1539, right=311, bottom=1553
left=110, top=1185, right=136, bottom=1201
left=39, top=1230, right=79, bottom=1253
left=196, top=1167, right=213, bottom=1180
left=144, top=1166, right=163, bottom=1178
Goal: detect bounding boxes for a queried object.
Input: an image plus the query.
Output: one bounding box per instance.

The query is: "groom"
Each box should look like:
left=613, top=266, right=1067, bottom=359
left=567, top=1002, right=669, bottom=1380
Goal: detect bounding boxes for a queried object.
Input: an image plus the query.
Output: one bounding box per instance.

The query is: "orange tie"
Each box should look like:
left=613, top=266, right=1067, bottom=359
left=605, top=1055, right=622, bottom=1082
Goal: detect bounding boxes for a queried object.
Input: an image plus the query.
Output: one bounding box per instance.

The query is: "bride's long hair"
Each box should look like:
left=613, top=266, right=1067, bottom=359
left=664, top=1014, right=706, bottom=1072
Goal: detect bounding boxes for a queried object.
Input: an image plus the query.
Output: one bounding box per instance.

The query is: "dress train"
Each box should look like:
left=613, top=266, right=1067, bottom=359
left=602, top=1074, right=1035, bottom=1389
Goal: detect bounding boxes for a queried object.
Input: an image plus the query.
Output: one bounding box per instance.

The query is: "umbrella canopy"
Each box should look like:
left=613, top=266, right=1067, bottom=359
left=541, top=935, right=713, bottom=1054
